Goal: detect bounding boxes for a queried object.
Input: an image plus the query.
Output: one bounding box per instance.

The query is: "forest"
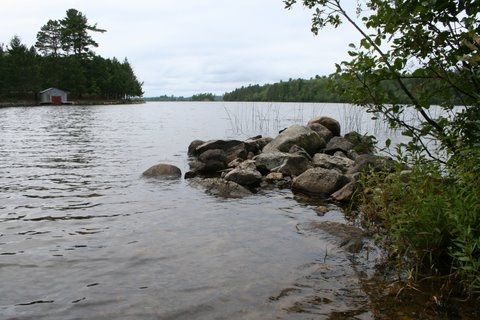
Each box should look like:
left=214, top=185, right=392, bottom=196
left=0, top=9, right=143, bottom=103
left=223, top=74, right=464, bottom=105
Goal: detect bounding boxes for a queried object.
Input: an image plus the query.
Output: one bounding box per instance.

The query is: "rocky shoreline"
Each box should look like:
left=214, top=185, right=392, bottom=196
left=143, top=115, right=396, bottom=203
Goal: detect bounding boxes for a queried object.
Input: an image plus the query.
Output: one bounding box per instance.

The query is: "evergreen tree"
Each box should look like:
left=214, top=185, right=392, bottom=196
left=60, top=8, right=106, bottom=57
left=35, top=19, right=62, bottom=57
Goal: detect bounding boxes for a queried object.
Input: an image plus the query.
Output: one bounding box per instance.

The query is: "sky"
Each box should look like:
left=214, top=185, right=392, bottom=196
left=1, top=0, right=361, bottom=97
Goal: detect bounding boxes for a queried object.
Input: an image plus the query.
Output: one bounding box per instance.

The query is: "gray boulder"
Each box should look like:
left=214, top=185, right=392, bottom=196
left=324, top=136, right=354, bottom=155
left=195, top=139, right=244, bottom=155
left=255, top=152, right=311, bottom=177
left=331, top=181, right=356, bottom=202
left=142, top=163, right=182, bottom=179
left=224, top=160, right=262, bottom=187
left=308, top=123, right=334, bottom=143
left=312, top=153, right=354, bottom=174
left=262, top=124, right=325, bottom=156
left=292, top=167, right=350, bottom=195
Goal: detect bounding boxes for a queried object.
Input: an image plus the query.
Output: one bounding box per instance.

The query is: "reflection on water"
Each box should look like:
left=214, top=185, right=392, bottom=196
left=2, top=102, right=470, bottom=320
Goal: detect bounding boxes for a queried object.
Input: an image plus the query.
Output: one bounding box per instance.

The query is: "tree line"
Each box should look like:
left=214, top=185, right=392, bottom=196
left=223, top=74, right=465, bottom=105
left=0, top=8, right=143, bottom=102
left=223, top=76, right=345, bottom=102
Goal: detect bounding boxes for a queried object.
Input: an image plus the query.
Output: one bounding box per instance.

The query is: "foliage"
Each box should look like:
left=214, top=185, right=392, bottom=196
left=358, top=150, right=480, bottom=294
left=284, top=0, right=480, bottom=294
left=223, top=76, right=347, bottom=102
left=191, top=93, right=215, bottom=101
left=284, top=0, right=480, bottom=161
left=59, top=9, right=106, bottom=57
left=0, top=9, right=143, bottom=101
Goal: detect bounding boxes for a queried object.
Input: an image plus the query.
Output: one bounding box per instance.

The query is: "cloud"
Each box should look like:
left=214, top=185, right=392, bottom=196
left=1, top=0, right=361, bottom=97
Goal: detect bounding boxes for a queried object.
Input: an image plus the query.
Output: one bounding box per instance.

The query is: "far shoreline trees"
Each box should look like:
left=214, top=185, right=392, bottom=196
left=0, top=8, right=143, bottom=103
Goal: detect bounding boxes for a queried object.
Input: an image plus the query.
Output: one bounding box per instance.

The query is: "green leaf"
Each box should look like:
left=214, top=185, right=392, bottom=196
left=385, top=138, right=392, bottom=148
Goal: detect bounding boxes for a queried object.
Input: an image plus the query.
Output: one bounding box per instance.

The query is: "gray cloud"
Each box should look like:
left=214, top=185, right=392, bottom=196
left=1, top=0, right=360, bottom=96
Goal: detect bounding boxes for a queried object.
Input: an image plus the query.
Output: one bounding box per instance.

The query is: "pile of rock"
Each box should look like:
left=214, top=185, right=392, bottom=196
left=143, top=116, right=395, bottom=201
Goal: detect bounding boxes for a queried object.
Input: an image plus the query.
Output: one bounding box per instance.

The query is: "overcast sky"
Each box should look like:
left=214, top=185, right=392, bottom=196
left=1, top=0, right=361, bottom=97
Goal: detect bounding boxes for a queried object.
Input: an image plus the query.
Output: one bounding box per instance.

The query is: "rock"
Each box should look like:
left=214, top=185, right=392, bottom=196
left=224, top=160, right=263, bottom=187
left=308, top=123, right=334, bottom=143
left=315, top=205, right=329, bottom=216
left=187, top=140, right=205, bottom=156
left=262, top=124, right=325, bottom=156
left=255, top=152, right=311, bottom=177
left=275, top=154, right=311, bottom=177
left=324, top=136, right=354, bottom=155
left=244, top=136, right=273, bottom=155
left=288, top=145, right=312, bottom=161
left=195, top=139, right=243, bottom=155
left=197, top=149, right=228, bottom=174
left=331, top=181, right=356, bottom=202
left=307, top=116, right=341, bottom=137
left=312, top=153, right=355, bottom=174
left=228, top=158, right=244, bottom=168
left=347, top=154, right=396, bottom=174
left=190, top=177, right=253, bottom=198
left=224, top=143, right=248, bottom=163
left=255, top=152, right=289, bottom=173
left=305, top=221, right=364, bottom=253
left=292, top=167, right=350, bottom=195
left=142, top=163, right=182, bottom=179
left=265, top=172, right=284, bottom=181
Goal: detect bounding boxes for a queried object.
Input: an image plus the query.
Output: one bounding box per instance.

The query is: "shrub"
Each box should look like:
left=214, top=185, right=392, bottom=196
left=358, top=148, right=480, bottom=294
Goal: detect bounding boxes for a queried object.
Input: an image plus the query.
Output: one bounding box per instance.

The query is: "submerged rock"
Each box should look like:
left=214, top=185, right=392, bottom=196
left=190, top=177, right=253, bottom=198
left=302, top=221, right=365, bottom=253
left=142, top=163, right=182, bottom=179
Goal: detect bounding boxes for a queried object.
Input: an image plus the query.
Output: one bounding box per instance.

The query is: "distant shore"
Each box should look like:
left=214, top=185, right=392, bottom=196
left=0, top=99, right=146, bottom=108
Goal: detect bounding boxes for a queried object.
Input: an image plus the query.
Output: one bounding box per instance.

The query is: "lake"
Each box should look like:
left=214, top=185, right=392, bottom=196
left=1, top=102, right=399, bottom=319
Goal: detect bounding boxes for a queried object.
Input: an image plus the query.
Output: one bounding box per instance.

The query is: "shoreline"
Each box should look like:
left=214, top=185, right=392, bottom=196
left=0, top=99, right=145, bottom=108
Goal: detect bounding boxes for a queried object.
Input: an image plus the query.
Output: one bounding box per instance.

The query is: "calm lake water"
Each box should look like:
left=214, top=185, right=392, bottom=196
left=0, top=102, right=398, bottom=319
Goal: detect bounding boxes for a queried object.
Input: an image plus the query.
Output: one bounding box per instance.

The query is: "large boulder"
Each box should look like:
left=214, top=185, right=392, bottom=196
left=255, top=152, right=311, bottom=177
left=324, top=136, right=354, bottom=156
left=312, top=153, right=354, bottom=174
left=224, top=160, right=262, bottom=187
left=185, top=149, right=227, bottom=178
left=142, top=163, right=182, bottom=179
left=195, top=139, right=244, bottom=155
left=308, top=123, right=334, bottom=143
left=307, top=116, right=341, bottom=137
left=292, top=167, right=350, bottom=195
left=262, top=124, right=325, bottom=156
